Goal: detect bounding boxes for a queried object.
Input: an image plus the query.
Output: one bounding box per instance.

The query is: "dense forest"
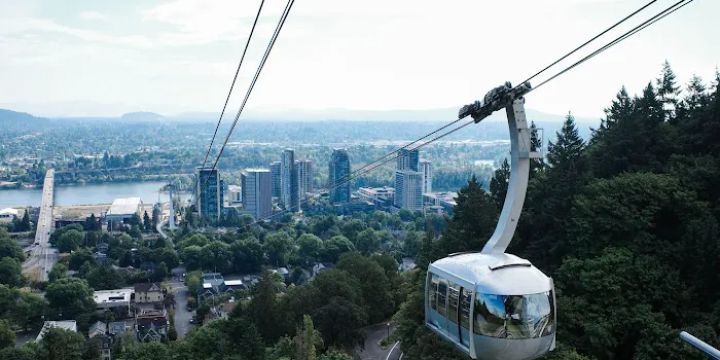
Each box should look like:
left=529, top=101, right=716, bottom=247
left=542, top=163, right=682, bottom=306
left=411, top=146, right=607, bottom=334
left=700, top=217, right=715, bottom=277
left=395, top=63, right=720, bottom=359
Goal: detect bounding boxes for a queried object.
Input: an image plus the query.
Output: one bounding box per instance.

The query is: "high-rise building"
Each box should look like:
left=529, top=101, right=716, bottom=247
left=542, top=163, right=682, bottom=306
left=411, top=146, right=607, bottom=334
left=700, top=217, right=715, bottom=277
left=329, top=149, right=351, bottom=204
left=420, top=159, right=433, bottom=194
left=196, top=168, right=223, bottom=222
left=280, top=149, right=299, bottom=212
left=241, top=169, right=272, bottom=219
left=270, top=161, right=281, bottom=198
left=397, top=148, right=419, bottom=171
left=295, top=159, right=313, bottom=198
left=394, top=170, right=423, bottom=211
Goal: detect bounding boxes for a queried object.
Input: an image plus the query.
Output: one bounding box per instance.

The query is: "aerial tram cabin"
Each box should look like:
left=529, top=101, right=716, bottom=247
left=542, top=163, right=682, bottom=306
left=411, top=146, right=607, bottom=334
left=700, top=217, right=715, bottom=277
left=426, top=83, right=556, bottom=360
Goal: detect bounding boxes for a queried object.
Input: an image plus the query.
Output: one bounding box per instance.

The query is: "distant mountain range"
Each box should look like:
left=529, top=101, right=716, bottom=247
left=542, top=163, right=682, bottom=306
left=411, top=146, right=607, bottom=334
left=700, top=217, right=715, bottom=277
left=0, top=107, right=602, bottom=141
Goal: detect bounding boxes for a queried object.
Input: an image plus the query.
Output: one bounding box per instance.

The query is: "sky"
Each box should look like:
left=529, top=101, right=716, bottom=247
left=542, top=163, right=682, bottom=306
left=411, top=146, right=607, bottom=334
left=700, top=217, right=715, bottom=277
left=0, top=0, right=718, bottom=118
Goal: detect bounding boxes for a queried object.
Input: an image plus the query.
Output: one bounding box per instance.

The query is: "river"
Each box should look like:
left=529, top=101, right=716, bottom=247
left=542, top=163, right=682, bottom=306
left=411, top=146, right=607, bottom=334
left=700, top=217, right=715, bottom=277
left=0, top=181, right=178, bottom=208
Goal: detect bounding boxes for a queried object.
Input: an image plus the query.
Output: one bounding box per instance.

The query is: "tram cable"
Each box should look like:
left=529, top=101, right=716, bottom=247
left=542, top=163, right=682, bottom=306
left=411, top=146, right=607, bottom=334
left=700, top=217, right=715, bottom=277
left=209, top=0, right=295, bottom=171
left=530, top=0, right=693, bottom=93
left=243, top=0, right=696, bottom=227
left=201, top=0, right=267, bottom=169
left=332, top=0, right=663, bottom=191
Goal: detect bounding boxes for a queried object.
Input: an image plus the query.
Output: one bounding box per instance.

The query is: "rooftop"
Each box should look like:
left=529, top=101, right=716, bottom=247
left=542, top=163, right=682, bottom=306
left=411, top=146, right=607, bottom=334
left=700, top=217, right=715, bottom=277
left=107, top=197, right=142, bottom=216
left=93, top=288, right=133, bottom=304
left=0, top=208, right=19, bottom=216
left=36, top=320, right=77, bottom=342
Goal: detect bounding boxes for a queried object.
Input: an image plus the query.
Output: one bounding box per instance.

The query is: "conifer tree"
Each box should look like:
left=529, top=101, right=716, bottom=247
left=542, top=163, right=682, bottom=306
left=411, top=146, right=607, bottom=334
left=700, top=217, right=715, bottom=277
left=489, top=159, right=510, bottom=210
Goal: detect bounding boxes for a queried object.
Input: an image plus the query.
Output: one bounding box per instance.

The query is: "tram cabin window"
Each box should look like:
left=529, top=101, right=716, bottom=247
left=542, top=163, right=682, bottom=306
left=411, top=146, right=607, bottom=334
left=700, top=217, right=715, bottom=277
left=430, top=275, right=439, bottom=310
left=437, top=279, right=448, bottom=316
left=447, top=283, right=460, bottom=323
left=474, top=291, right=555, bottom=338
left=460, top=289, right=472, bottom=329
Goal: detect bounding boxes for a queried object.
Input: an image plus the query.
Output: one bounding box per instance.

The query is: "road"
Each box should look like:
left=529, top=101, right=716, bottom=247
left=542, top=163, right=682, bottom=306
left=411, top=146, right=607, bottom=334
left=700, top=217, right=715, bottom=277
left=168, top=280, right=193, bottom=338
left=22, top=169, right=57, bottom=282
left=356, top=323, right=402, bottom=360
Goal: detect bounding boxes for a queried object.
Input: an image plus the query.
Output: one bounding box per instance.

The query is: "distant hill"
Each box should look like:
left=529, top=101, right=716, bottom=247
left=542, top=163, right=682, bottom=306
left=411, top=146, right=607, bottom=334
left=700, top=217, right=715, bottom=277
left=0, top=109, right=51, bottom=133
left=120, top=111, right=165, bottom=122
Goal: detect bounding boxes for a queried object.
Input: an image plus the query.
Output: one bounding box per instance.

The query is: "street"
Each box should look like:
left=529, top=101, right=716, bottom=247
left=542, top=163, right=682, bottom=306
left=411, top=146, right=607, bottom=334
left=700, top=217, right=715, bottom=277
left=356, top=323, right=402, bottom=360
left=168, top=280, right=193, bottom=338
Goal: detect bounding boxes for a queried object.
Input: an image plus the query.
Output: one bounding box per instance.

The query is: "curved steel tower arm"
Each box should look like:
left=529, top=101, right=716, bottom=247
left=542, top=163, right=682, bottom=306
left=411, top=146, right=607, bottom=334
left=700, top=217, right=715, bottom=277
left=481, top=98, right=536, bottom=254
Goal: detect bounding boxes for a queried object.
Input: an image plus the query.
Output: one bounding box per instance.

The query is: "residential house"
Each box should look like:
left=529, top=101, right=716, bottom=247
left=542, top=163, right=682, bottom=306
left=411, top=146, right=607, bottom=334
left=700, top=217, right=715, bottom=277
left=136, top=315, right=168, bottom=342
left=134, top=283, right=164, bottom=303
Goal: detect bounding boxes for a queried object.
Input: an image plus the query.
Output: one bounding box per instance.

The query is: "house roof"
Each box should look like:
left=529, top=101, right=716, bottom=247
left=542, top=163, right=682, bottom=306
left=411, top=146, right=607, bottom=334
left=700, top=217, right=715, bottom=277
left=88, top=321, right=107, bottom=338
left=0, top=208, right=19, bottom=216
left=137, top=316, right=168, bottom=329
left=134, top=282, right=161, bottom=293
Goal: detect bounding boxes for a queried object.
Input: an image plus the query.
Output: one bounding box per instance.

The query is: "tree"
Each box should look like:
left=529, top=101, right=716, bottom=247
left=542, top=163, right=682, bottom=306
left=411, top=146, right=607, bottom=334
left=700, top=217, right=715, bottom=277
left=318, top=351, right=353, bottom=360
left=354, top=229, right=379, bottom=255
left=489, top=159, right=510, bottom=210
left=249, top=271, right=283, bottom=343
left=0, top=229, right=24, bottom=261
left=336, top=253, right=393, bottom=323
left=57, top=229, right=83, bottom=253
left=312, top=297, right=366, bottom=349
left=0, top=321, right=14, bottom=350
left=264, top=231, right=293, bottom=267
left=295, top=315, right=322, bottom=360
left=321, top=235, right=355, bottom=263
left=38, top=328, right=85, bottom=360
left=68, top=249, right=95, bottom=270
left=143, top=211, right=152, bottom=233
left=20, top=210, right=31, bottom=232
left=118, top=342, right=170, bottom=360
left=298, top=233, right=323, bottom=264
left=85, top=265, right=125, bottom=290
left=0, top=257, right=23, bottom=287
left=48, top=263, right=68, bottom=283
left=231, top=239, right=264, bottom=274
left=440, top=176, right=497, bottom=254
left=180, top=245, right=203, bottom=271
left=200, top=241, right=232, bottom=272
left=45, top=278, right=95, bottom=319
left=657, top=60, right=680, bottom=118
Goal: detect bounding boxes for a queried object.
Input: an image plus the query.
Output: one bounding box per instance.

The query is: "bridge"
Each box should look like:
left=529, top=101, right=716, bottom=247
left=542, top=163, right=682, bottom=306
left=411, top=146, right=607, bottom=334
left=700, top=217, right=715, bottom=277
left=22, top=169, right=58, bottom=282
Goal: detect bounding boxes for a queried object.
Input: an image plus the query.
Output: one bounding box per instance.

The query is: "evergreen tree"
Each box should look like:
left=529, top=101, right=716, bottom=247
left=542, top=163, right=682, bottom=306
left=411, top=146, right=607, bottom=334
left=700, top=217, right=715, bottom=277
left=489, top=160, right=509, bottom=210
left=656, top=60, right=680, bottom=119
left=20, top=210, right=30, bottom=232
left=143, top=210, right=152, bottom=232
left=441, top=176, right=498, bottom=254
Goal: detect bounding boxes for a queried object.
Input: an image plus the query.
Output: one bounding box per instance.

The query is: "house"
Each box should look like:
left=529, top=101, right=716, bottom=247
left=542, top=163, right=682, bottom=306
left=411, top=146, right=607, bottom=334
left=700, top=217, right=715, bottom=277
left=94, top=289, right=133, bottom=316
left=223, top=279, right=245, bottom=292
left=134, top=283, right=164, bottom=303
left=88, top=322, right=112, bottom=360
left=88, top=321, right=107, bottom=338
left=108, top=321, right=133, bottom=336
left=36, top=320, right=77, bottom=342
left=136, top=315, right=168, bottom=342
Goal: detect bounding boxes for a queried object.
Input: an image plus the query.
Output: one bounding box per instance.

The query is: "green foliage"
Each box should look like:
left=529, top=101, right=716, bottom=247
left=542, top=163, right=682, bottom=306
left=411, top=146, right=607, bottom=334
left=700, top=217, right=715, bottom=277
left=0, top=321, right=14, bottom=350
left=119, top=342, right=170, bottom=360
left=264, top=231, right=293, bottom=267
left=45, top=278, right=95, bottom=319
left=0, top=228, right=25, bottom=261
left=317, top=351, right=353, bottom=360
left=0, top=257, right=23, bottom=287
left=85, top=264, right=126, bottom=290
left=38, top=328, right=85, bottom=360
left=336, top=253, right=394, bottom=323
left=57, top=228, right=84, bottom=253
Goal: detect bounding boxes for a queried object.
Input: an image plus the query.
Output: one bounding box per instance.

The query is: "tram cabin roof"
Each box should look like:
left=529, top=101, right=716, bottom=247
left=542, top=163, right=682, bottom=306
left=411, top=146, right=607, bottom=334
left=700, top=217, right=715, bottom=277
left=429, top=252, right=552, bottom=295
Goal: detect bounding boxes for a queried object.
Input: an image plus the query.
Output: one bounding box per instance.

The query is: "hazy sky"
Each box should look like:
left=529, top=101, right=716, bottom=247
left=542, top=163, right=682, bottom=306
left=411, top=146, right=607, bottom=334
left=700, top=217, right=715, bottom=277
left=0, top=0, right=718, bottom=118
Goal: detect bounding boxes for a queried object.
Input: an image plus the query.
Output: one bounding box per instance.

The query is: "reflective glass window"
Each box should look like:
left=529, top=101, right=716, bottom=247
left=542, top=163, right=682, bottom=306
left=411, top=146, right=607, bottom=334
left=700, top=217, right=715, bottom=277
left=460, top=289, right=472, bottom=329
left=437, top=279, right=448, bottom=316
left=447, top=283, right=460, bottom=323
left=473, top=290, right=555, bottom=338
left=430, top=274, right=439, bottom=311
left=474, top=293, right=506, bottom=337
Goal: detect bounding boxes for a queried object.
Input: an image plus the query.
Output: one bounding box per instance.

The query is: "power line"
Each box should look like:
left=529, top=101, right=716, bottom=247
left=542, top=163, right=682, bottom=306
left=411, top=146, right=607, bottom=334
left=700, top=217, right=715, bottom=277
left=201, top=0, right=267, bottom=169
left=210, top=0, right=295, bottom=171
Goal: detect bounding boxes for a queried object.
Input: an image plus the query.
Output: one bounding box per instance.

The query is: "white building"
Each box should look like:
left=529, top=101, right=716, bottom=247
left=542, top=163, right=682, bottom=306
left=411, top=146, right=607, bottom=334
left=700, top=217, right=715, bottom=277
left=36, top=320, right=77, bottom=342
left=106, top=197, right=143, bottom=228
left=94, top=288, right=133, bottom=314
left=357, top=186, right=395, bottom=206
left=0, top=208, right=19, bottom=223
